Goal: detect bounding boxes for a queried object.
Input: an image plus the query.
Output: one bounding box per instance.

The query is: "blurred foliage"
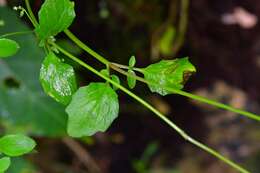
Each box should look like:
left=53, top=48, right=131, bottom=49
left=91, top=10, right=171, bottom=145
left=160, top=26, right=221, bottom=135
left=0, top=7, right=67, bottom=136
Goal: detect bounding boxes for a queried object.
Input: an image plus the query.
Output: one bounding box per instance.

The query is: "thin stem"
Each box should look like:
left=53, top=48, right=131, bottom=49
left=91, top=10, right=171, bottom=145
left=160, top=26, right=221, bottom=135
left=24, top=0, right=38, bottom=27
left=64, top=29, right=109, bottom=65
left=0, top=31, right=33, bottom=38
left=111, top=62, right=143, bottom=72
left=52, top=43, right=250, bottom=173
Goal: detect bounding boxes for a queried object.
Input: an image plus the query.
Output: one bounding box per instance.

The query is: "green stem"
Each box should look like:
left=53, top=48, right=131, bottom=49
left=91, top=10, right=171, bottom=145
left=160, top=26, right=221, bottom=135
left=64, top=29, right=109, bottom=65
left=65, top=29, right=260, bottom=121
left=24, top=0, right=38, bottom=27
left=0, top=31, right=33, bottom=38
left=52, top=42, right=250, bottom=173
left=111, top=62, right=143, bottom=72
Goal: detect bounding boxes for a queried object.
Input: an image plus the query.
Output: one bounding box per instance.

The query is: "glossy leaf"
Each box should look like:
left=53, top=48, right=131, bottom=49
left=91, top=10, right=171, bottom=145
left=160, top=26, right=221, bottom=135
left=40, top=52, right=77, bottom=105
left=0, top=134, right=36, bottom=157
left=0, top=38, right=20, bottom=58
left=36, top=0, right=76, bottom=40
left=142, top=58, right=196, bottom=95
left=0, top=157, right=11, bottom=172
left=0, top=7, right=67, bottom=136
left=129, top=56, right=136, bottom=68
left=127, top=70, right=136, bottom=89
left=66, top=83, right=119, bottom=137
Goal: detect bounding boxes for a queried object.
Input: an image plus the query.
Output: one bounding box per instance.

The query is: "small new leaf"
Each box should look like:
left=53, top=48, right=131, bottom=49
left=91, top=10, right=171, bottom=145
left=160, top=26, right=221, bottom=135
left=111, top=74, right=120, bottom=90
left=142, top=58, right=196, bottom=95
left=66, top=83, right=119, bottom=137
left=36, top=0, right=76, bottom=41
left=0, top=135, right=36, bottom=157
left=127, top=70, right=136, bottom=89
left=40, top=52, right=77, bottom=105
left=129, top=56, right=136, bottom=68
left=0, top=157, right=11, bottom=172
left=0, top=38, right=20, bottom=58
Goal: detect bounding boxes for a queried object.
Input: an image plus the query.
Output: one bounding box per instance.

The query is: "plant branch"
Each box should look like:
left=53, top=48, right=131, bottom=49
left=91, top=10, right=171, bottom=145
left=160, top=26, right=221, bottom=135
left=52, top=42, right=250, bottom=173
left=64, top=29, right=109, bottom=65
left=110, top=64, right=260, bottom=121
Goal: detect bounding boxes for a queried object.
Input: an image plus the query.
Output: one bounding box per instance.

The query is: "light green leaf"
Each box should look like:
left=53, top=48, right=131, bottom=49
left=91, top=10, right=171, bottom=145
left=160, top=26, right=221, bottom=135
left=142, top=58, right=196, bottom=95
left=0, top=157, right=11, bottom=172
left=0, top=38, right=20, bottom=58
left=111, top=74, right=120, bottom=90
left=35, top=0, right=76, bottom=40
left=66, top=83, right=119, bottom=137
left=129, top=56, right=136, bottom=68
left=0, top=7, right=67, bottom=137
left=127, top=70, right=136, bottom=89
left=40, top=52, right=77, bottom=105
left=100, top=69, right=109, bottom=77
left=0, top=134, right=36, bottom=157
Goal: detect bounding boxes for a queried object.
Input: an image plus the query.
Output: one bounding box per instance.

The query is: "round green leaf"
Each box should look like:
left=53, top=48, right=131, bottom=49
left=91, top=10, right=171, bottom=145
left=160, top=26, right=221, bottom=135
left=36, top=0, right=76, bottom=41
left=0, top=134, right=36, bottom=157
left=0, top=38, right=20, bottom=58
left=129, top=56, right=136, bottom=68
left=142, top=57, right=196, bottom=95
left=127, top=70, right=136, bottom=89
left=111, top=74, right=120, bottom=90
left=0, top=157, right=11, bottom=172
left=40, top=52, right=77, bottom=105
left=66, top=82, right=119, bottom=137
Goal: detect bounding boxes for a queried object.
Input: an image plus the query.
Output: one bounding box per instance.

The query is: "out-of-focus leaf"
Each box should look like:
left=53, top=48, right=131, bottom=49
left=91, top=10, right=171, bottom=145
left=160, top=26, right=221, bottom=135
left=0, top=134, right=36, bottom=157
left=40, top=52, right=77, bottom=105
left=0, top=157, right=11, bottom=172
left=7, top=158, right=37, bottom=173
left=159, top=26, right=176, bottom=55
left=142, top=58, right=196, bottom=95
left=0, top=7, right=67, bottom=136
left=35, top=0, right=76, bottom=41
left=0, top=38, right=20, bottom=58
left=66, top=82, right=119, bottom=137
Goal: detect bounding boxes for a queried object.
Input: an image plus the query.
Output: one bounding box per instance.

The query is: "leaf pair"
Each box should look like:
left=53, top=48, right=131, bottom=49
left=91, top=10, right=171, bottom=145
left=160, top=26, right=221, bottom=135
left=0, top=134, right=36, bottom=172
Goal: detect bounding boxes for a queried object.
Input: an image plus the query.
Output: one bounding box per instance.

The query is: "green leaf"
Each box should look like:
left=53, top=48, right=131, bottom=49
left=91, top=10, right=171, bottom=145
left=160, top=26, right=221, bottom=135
left=40, top=52, right=77, bottom=105
left=111, top=74, right=120, bottom=90
left=35, top=0, right=76, bottom=40
left=100, top=69, right=109, bottom=77
left=0, top=134, right=36, bottom=157
left=0, top=38, right=20, bottom=58
left=129, top=56, right=136, bottom=68
left=127, top=70, right=136, bottom=89
left=142, top=58, right=196, bottom=95
left=0, top=157, right=11, bottom=172
left=0, top=7, right=67, bottom=137
left=66, top=82, right=119, bottom=137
